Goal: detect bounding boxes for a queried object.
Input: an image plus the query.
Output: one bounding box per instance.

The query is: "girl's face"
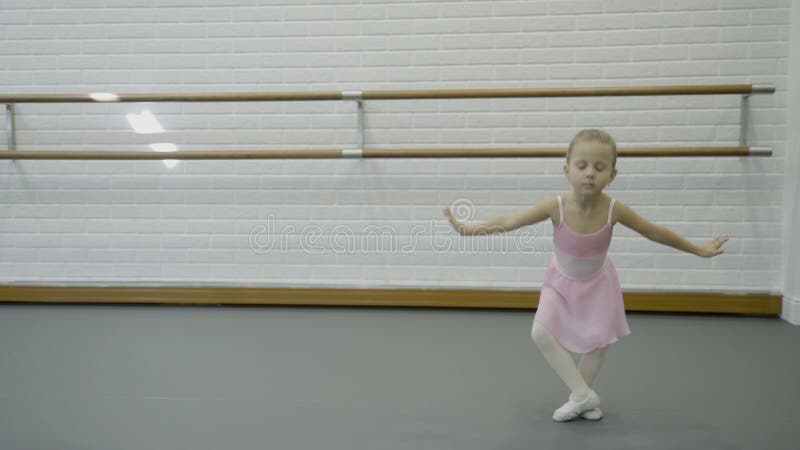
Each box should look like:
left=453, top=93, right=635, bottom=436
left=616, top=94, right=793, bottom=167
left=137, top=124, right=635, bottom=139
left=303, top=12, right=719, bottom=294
left=563, top=140, right=617, bottom=195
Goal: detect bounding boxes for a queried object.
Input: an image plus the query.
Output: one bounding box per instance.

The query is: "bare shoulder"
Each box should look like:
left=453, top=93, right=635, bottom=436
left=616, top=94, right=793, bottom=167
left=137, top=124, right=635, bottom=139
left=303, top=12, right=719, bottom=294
left=542, top=195, right=558, bottom=221
left=612, top=199, right=661, bottom=240
left=542, top=195, right=560, bottom=227
left=611, top=197, right=631, bottom=225
left=609, top=194, right=622, bottom=225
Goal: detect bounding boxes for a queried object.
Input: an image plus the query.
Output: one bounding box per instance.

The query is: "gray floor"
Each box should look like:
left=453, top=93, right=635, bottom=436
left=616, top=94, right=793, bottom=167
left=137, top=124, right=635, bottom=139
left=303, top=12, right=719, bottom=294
left=0, top=304, right=797, bottom=450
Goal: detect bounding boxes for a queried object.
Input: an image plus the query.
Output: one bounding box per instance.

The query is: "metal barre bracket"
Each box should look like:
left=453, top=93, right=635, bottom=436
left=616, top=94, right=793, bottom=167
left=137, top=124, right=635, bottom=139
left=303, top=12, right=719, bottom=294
left=751, top=84, right=776, bottom=94
left=341, top=91, right=363, bottom=101
left=740, top=94, right=749, bottom=146
left=342, top=91, right=365, bottom=150
left=341, top=149, right=363, bottom=159
left=5, top=104, right=15, bottom=152
left=748, top=147, right=772, bottom=156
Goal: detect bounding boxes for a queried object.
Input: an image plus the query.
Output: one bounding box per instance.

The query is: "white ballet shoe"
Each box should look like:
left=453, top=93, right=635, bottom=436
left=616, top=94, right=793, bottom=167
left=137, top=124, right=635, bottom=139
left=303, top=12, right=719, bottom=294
left=552, top=390, right=601, bottom=422
left=581, top=407, right=603, bottom=420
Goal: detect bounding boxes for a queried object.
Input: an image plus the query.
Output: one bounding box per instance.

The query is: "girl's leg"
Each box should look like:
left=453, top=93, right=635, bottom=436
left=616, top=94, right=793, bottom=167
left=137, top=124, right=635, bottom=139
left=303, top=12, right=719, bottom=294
left=578, top=346, right=608, bottom=420
left=531, top=321, right=592, bottom=399
left=578, top=346, right=608, bottom=387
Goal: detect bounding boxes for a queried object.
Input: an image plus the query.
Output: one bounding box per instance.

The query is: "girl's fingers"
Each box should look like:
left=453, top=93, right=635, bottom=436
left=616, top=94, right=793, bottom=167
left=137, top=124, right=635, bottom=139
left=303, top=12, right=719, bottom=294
left=712, top=236, right=727, bottom=255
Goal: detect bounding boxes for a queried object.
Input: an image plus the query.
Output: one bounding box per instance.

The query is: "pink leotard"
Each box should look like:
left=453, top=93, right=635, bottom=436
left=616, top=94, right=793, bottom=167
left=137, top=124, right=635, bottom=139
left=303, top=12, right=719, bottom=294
left=532, top=195, right=631, bottom=354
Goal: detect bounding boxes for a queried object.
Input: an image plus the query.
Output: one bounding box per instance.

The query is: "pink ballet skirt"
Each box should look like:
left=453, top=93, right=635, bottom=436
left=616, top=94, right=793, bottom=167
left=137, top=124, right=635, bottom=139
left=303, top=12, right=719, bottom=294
left=533, top=195, right=631, bottom=354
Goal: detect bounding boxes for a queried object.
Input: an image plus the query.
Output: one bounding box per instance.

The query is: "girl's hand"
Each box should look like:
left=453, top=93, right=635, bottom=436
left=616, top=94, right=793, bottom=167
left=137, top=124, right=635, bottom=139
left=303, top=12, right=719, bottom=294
left=443, top=207, right=467, bottom=235
left=696, top=235, right=729, bottom=258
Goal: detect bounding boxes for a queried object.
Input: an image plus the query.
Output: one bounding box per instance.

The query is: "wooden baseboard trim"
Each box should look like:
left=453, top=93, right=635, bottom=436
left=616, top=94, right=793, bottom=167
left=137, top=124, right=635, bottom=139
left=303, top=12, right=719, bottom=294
left=0, top=285, right=782, bottom=316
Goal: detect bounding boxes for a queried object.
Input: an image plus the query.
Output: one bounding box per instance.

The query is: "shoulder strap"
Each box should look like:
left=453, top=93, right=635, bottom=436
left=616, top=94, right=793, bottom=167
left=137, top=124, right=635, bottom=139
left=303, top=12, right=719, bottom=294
left=607, top=198, right=616, bottom=224
left=557, top=195, right=564, bottom=226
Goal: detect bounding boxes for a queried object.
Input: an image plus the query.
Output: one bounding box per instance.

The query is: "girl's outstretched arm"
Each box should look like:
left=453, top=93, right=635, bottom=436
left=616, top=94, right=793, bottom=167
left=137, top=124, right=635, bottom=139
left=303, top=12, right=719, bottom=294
left=616, top=201, right=729, bottom=258
left=443, top=197, right=556, bottom=236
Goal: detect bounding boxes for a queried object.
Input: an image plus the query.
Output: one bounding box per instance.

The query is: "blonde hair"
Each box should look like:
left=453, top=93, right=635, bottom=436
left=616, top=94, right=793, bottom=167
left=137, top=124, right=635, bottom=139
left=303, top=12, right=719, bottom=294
left=567, top=129, right=617, bottom=167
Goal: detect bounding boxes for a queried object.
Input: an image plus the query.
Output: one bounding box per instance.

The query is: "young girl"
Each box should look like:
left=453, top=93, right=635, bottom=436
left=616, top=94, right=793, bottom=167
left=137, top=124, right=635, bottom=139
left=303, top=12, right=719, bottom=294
left=443, top=129, right=729, bottom=422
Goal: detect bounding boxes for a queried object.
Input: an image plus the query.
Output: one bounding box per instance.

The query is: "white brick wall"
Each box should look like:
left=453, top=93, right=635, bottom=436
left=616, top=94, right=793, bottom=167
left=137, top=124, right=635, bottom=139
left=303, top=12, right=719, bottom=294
left=0, top=0, right=791, bottom=292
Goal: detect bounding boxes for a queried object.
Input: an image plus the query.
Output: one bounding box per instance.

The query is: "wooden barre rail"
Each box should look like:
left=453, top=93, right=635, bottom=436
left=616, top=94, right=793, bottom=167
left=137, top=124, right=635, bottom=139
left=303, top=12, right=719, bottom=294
left=0, top=147, right=772, bottom=160
left=0, top=84, right=776, bottom=103
left=0, top=285, right=782, bottom=316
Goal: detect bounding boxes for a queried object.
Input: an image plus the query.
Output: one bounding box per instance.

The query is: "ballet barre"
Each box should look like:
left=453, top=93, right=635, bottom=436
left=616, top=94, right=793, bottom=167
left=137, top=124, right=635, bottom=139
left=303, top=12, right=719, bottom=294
left=0, top=84, right=776, bottom=103
left=0, top=147, right=772, bottom=160
left=2, top=84, right=775, bottom=159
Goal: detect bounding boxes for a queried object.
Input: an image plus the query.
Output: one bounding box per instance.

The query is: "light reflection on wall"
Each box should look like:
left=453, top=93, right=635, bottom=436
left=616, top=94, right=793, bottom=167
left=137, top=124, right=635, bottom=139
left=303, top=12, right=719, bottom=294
left=150, top=143, right=178, bottom=169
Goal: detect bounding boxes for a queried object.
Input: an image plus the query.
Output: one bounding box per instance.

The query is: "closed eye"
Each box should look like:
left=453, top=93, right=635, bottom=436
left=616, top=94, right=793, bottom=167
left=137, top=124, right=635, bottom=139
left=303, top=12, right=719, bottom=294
left=577, top=164, right=606, bottom=171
